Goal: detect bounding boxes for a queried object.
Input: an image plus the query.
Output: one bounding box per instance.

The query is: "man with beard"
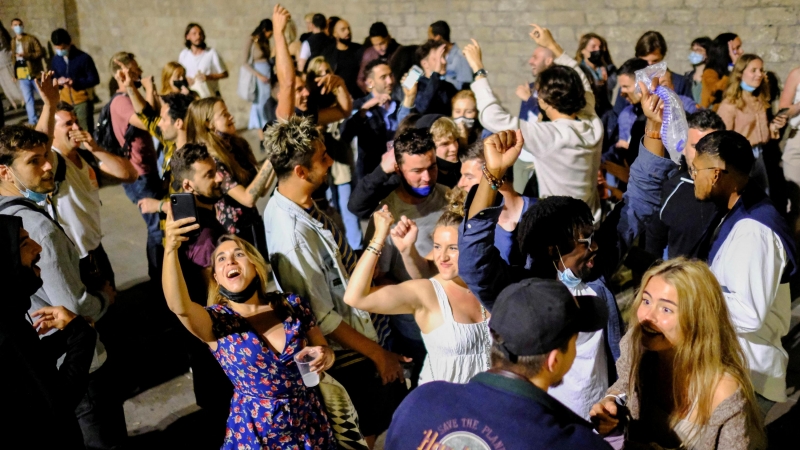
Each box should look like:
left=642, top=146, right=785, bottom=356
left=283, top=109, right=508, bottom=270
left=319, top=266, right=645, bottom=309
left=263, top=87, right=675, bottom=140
left=320, top=17, right=363, bottom=98
left=458, top=130, right=623, bottom=420
left=362, top=128, right=449, bottom=385
left=386, top=278, right=611, bottom=450
left=263, top=115, right=408, bottom=447
left=0, top=125, right=128, bottom=448
left=357, top=22, right=401, bottom=94
left=167, top=143, right=231, bottom=417
left=0, top=215, right=97, bottom=447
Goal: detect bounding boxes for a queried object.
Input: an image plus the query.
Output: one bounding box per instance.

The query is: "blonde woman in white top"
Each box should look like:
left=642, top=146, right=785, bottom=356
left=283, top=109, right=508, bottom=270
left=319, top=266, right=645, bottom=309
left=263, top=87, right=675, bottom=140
left=344, top=205, right=491, bottom=385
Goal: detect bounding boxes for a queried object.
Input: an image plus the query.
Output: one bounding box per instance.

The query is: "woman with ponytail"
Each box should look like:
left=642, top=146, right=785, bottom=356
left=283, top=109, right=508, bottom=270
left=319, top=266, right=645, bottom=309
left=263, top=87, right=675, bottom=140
left=162, top=216, right=335, bottom=449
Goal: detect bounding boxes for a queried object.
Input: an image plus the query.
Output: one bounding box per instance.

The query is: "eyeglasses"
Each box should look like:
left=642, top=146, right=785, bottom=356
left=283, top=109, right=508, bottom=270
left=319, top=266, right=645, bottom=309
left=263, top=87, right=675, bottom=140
left=689, top=166, right=728, bottom=178
left=576, top=232, right=594, bottom=248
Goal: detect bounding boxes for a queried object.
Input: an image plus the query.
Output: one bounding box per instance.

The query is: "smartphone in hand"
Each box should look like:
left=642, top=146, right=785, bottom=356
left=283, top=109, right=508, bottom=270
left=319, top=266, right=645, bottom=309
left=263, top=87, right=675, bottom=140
left=403, top=66, right=424, bottom=90
left=170, top=193, right=200, bottom=238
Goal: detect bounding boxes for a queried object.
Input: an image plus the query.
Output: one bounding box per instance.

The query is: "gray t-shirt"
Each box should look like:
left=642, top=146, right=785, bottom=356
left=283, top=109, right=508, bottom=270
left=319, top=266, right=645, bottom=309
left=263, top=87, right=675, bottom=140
left=366, top=185, right=449, bottom=282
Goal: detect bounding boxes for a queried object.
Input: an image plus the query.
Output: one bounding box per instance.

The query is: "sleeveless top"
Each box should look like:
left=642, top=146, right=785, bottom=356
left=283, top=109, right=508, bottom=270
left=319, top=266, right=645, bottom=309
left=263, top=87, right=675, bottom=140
left=418, top=278, right=491, bottom=385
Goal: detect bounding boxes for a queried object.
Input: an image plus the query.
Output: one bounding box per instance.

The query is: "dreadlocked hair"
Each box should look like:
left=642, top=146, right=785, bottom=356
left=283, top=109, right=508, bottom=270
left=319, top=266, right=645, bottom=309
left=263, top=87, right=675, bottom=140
left=515, top=196, right=594, bottom=278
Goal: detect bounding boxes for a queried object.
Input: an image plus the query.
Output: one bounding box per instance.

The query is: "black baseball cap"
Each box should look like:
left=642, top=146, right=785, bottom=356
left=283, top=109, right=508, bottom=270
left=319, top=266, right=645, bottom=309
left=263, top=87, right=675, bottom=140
left=489, top=278, right=608, bottom=359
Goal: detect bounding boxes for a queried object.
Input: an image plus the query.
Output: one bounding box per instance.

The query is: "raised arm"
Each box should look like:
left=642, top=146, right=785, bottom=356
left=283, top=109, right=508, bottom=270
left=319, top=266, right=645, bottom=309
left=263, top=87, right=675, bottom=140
left=162, top=216, right=216, bottom=344
left=223, top=159, right=276, bottom=208
left=390, top=215, right=435, bottom=280
left=273, top=4, right=295, bottom=120
left=343, top=206, right=422, bottom=315
left=34, top=71, right=59, bottom=149
left=317, top=74, right=352, bottom=125
left=70, top=129, right=138, bottom=182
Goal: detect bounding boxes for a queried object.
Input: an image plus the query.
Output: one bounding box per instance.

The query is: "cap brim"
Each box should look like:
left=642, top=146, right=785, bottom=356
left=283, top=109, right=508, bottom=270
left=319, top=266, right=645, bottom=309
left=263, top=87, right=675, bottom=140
left=573, top=295, right=609, bottom=333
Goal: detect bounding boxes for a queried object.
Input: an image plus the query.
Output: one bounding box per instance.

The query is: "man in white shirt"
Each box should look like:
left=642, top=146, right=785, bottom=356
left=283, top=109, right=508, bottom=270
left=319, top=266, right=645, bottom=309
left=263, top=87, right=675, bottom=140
left=179, top=23, right=228, bottom=97
left=464, top=25, right=603, bottom=222
left=692, top=130, right=797, bottom=420
left=49, top=102, right=137, bottom=290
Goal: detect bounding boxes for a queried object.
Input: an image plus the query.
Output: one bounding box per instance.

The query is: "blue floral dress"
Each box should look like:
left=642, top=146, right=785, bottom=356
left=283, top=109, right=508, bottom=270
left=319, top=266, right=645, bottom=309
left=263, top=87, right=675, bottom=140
left=205, top=294, right=336, bottom=449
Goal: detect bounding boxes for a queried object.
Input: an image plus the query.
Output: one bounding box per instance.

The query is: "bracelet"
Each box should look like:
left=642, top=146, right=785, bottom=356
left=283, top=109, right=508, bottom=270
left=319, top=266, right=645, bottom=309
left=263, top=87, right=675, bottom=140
left=481, top=164, right=504, bottom=190
left=158, top=199, right=165, bottom=213
left=365, top=245, right=382, bottom=257
left=644, top=127, right=661, bottom=139
left=369, top=239, right=385, bottom=247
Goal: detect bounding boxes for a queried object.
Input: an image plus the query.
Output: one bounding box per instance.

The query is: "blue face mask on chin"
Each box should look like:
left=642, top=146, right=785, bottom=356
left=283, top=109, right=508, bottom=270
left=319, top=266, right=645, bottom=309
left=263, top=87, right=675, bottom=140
left=740, top=80, right=757, bottom=93
left=9, top=169, right=48, bottom=203
left=410, top=185, right=432, bottom=197
left=555, top=248, right=583, bottom=290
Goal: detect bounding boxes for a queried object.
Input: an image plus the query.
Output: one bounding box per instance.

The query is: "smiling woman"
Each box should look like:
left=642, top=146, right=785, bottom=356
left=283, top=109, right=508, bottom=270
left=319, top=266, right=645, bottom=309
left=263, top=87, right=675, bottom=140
left=589, top=258, right=765, bottom=450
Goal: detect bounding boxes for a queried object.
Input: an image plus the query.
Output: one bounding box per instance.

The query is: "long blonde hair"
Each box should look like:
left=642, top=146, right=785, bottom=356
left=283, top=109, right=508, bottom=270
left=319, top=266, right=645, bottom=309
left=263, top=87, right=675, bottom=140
left=207, top=235, right=292, bottom=317
left=723, top=54, right=771, bottom=110
left=628, top=258, right=762, bottom=444
left=160, top=62, right=186, bottom=96
left=185, top=97, right=257, bottom=185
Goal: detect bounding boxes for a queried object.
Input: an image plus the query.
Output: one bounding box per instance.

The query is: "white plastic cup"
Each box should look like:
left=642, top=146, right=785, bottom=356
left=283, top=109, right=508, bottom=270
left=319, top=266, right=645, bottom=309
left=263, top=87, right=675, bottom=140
left=294, top=347, right=320, bottom=387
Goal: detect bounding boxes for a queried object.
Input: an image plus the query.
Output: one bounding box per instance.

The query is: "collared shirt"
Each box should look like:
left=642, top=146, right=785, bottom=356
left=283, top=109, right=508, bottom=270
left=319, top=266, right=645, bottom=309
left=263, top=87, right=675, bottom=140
left=364, top=99, right=398, bottom=141
left=385, top=371, right=611, bottom=449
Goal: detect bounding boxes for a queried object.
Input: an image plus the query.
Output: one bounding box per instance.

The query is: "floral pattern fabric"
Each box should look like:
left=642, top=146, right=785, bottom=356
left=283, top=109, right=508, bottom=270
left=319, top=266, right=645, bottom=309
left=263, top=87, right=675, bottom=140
left=205, top=294, right=336, bottom=449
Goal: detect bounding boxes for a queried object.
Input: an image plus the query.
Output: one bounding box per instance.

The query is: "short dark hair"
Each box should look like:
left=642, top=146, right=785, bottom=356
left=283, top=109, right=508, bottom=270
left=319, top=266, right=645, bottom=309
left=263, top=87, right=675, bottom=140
left=617, top=58, right=649, bottom=77
left=459, top=139, right=513, bottom=182
left=364, top=58, right=389, bottom=78
left=0, top=125, right=48, bottom=166
left=184, top=23, right=206, bottom=49
left=707, top=33, right=738, bottom=78
left=695, top=130, right=754, bottom=177
left=326, top=17, right=341, bottom=37
left=171, top=143, right=212, bottom=190
left=51, top=28, right=71, bottom=46
left=430, top=20, right=450, bottom=42
left=393, top=128, right=435, bottom=165
left=415, top=40, right=443, bottom=65
left=691, top=36, right=712, bottom=52
left=161, top=93, right=194, bottom=122
left=263, top=115, right=322, bottom=180
left=516, top=196, right=594, bottom=278
left=56, top=101, right=74, bottom=113
left=312, top=14, right=327, bottom=31
left=687, top=110, right=725, bottom=132
left=369, top=22, right=389, bottom=38
left=11, top=18, right=23, bottom=25
left=536, top=66, right=587, bottom=116
left=635, top=30, right=667, bottom=58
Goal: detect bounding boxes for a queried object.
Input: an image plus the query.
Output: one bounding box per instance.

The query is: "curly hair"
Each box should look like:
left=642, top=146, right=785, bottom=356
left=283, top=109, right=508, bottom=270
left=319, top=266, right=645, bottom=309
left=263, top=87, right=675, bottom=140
left=0, top=125, right=48, bottom=166
left=516, top=196, right=594, bottom=278
left=263, top=115, right=322, bottom=180
left=536, top=66, right=587, bottom=116
left=393, top=128, right=435, bottom=165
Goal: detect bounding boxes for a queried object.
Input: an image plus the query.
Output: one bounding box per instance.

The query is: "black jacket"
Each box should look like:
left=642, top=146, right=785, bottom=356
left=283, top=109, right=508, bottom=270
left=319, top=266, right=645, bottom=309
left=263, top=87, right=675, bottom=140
left=340, top=93, right=399, bottom=180
left=320, top=42, right=364, bottom=99
left=645, top=167, right=719, bottom=259
left=348, top=158, right=460, bottom=220
left=411, top=72, right=458, bottom=117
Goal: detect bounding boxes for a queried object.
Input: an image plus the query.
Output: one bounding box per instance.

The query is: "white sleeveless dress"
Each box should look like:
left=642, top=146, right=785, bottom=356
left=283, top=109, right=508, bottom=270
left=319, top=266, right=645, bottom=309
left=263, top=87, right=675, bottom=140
left=418, top=278, right=491, bottom=385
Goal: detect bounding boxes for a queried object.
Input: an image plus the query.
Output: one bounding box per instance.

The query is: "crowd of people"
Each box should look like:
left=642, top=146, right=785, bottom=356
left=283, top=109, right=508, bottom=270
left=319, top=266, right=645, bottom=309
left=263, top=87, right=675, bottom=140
left=2, top=4, right=800, bottom=449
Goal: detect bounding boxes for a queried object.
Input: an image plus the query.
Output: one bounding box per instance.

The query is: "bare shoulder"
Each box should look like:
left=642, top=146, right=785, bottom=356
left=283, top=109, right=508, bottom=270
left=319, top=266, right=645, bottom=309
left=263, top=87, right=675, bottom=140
left=711, top=373, right=740, bottom=412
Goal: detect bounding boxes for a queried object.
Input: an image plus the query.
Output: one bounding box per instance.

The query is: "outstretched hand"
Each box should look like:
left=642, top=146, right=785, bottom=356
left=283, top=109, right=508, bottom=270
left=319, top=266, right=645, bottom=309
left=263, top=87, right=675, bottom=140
left=463, top=39, right=483, bottom=73
left=273, top=4, right=291, bottom=33
left=35, top=71, right=59, bottom=105
left=372, top=205, right=394, bottom=241
left=638, top=77, right=664, bottom=124
left=31, top=306, right=77, bottom=335
left=164, top=215, right=199, bottom=253
left=483, top=130, right=525, bottom=177
left=390, top=216, right=419, bottom=255
left=529, top=24, right=557, bottom=50
left=114, top=59, right=134, bottom=89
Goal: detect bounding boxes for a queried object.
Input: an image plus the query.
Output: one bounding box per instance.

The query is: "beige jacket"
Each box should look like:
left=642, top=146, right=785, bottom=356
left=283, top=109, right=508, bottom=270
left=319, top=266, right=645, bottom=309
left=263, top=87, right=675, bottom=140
left=608, top=334, right=767, bottom=450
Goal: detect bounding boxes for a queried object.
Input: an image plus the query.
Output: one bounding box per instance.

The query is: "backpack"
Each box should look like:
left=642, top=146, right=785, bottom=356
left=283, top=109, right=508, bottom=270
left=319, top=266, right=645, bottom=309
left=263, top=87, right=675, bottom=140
left=94, top=92, right=136, bottom=158
left=53, top=150, right=102, bottom=195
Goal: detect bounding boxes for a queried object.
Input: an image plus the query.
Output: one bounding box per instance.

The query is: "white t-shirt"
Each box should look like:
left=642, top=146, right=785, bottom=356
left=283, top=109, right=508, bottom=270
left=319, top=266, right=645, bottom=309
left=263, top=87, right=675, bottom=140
left=178, top=47, right=227, bottom=97
left=299, top=41, right=311, bottom=61
left=48, top=148, right=103, bottom=258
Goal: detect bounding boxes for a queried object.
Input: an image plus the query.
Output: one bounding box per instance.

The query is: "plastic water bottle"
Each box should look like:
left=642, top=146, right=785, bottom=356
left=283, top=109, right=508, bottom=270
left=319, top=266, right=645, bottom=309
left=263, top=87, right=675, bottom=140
left=634, top=62, right=689, bottom=165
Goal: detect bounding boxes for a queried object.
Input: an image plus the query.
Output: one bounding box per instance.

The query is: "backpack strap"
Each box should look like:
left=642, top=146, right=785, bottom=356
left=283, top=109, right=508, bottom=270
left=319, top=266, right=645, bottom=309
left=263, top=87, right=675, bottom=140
left=0, top=197, right=65, bottom=233
left=53, top=152, right=67, bottom=196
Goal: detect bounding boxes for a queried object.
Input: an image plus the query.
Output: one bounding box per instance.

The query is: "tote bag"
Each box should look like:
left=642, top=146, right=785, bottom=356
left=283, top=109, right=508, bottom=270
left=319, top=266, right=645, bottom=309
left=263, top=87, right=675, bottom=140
left=237, top=42, right=257, bottom=102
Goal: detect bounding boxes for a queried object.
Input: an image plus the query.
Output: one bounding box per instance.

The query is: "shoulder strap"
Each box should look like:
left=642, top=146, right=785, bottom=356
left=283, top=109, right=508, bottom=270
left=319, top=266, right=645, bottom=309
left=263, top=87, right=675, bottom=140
left=0, top=197, right=64, bottom=233
left=54, top=152, right=67, bottom=184
left=428, top=278, right=453, bottom=321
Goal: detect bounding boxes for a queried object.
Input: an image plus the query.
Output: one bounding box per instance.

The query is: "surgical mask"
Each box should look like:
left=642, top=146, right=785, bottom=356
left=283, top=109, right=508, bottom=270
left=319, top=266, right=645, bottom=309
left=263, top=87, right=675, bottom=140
left=688, top=51, right=704, bottom=65
left=588, top=50, right=604, bottom=66
left=410, top=185, right=432, bottom=197
left=12, top=26, right=23, bottom=35
left=219, top=275, right=261, bottom=304
left=740, top=80, right=757, bottom=93
left=8, top=168, right=48, bottom=203
left=55, top=48, right=68, bottom=57
left=555, top=248, right=582, bottom=290
left=453, top=116, right=475, bottom=129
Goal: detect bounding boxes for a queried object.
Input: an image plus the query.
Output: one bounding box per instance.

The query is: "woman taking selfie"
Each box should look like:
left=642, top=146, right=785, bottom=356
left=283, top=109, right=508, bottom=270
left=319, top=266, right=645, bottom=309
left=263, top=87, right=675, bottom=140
left=162, top=218, right=335, bottom=449
left=590, top=258, right=765, bottom=450
left=344, top=204, right=491, bottom=385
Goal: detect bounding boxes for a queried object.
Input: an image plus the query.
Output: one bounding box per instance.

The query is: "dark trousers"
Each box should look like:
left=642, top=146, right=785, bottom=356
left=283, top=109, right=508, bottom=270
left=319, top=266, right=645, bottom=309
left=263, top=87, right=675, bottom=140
left=122, top=172, right=164, bottom=281
left=75, top=365, right=128, bottom=449
left=80, top=243, right=116, bottom=291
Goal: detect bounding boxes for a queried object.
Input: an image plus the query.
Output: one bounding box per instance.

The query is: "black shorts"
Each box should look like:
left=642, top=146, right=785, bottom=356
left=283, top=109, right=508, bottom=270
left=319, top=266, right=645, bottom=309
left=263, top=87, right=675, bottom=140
left=327, top=356, right=408, bottom=437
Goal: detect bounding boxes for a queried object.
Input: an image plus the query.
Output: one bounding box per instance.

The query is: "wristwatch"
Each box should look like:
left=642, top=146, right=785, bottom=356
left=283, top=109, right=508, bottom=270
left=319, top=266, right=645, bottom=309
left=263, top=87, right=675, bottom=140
left=473, top=68, right=488, bottom=79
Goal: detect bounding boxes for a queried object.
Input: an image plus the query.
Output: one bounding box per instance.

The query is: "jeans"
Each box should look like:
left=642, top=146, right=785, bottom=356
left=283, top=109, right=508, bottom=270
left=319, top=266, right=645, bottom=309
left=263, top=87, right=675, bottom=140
left=18, top=77, right=38, bottom=124
left=751, top=145, right=770, bottom=196
left=122, top=172, right=164, bottom=281
left=75, top=365, right=128, bottom=450
left=330, top=182, right=363, bottom=251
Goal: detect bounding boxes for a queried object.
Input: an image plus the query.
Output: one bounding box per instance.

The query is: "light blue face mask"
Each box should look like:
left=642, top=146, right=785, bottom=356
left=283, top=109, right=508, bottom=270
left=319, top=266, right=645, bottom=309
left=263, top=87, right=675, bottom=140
left=9, top=168, right=48, bottom=203
left=688, top=51, right=704, bottom=66
left=12, top=26, right=23, bottom=35
left=55, top=48, right=68, bottom=57
left=740, top=80, right=757, bottom=93
left=555, top=248, right=582, bottom=290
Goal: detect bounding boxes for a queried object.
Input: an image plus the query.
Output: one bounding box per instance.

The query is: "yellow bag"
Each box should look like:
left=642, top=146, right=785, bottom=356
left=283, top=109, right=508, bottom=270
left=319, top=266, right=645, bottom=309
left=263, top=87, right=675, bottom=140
left=15, top=66, right=30, bottom=80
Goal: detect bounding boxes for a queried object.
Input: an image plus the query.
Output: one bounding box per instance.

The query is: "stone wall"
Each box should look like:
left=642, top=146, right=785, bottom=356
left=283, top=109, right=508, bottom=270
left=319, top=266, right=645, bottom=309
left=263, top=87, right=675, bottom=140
left=3, top=0, right=799, bottom=125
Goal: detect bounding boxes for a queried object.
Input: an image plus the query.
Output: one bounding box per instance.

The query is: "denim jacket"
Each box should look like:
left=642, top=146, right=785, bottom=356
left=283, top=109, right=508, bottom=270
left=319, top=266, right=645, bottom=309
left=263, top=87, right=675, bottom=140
left=264, top=190, right=378, bottom=350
